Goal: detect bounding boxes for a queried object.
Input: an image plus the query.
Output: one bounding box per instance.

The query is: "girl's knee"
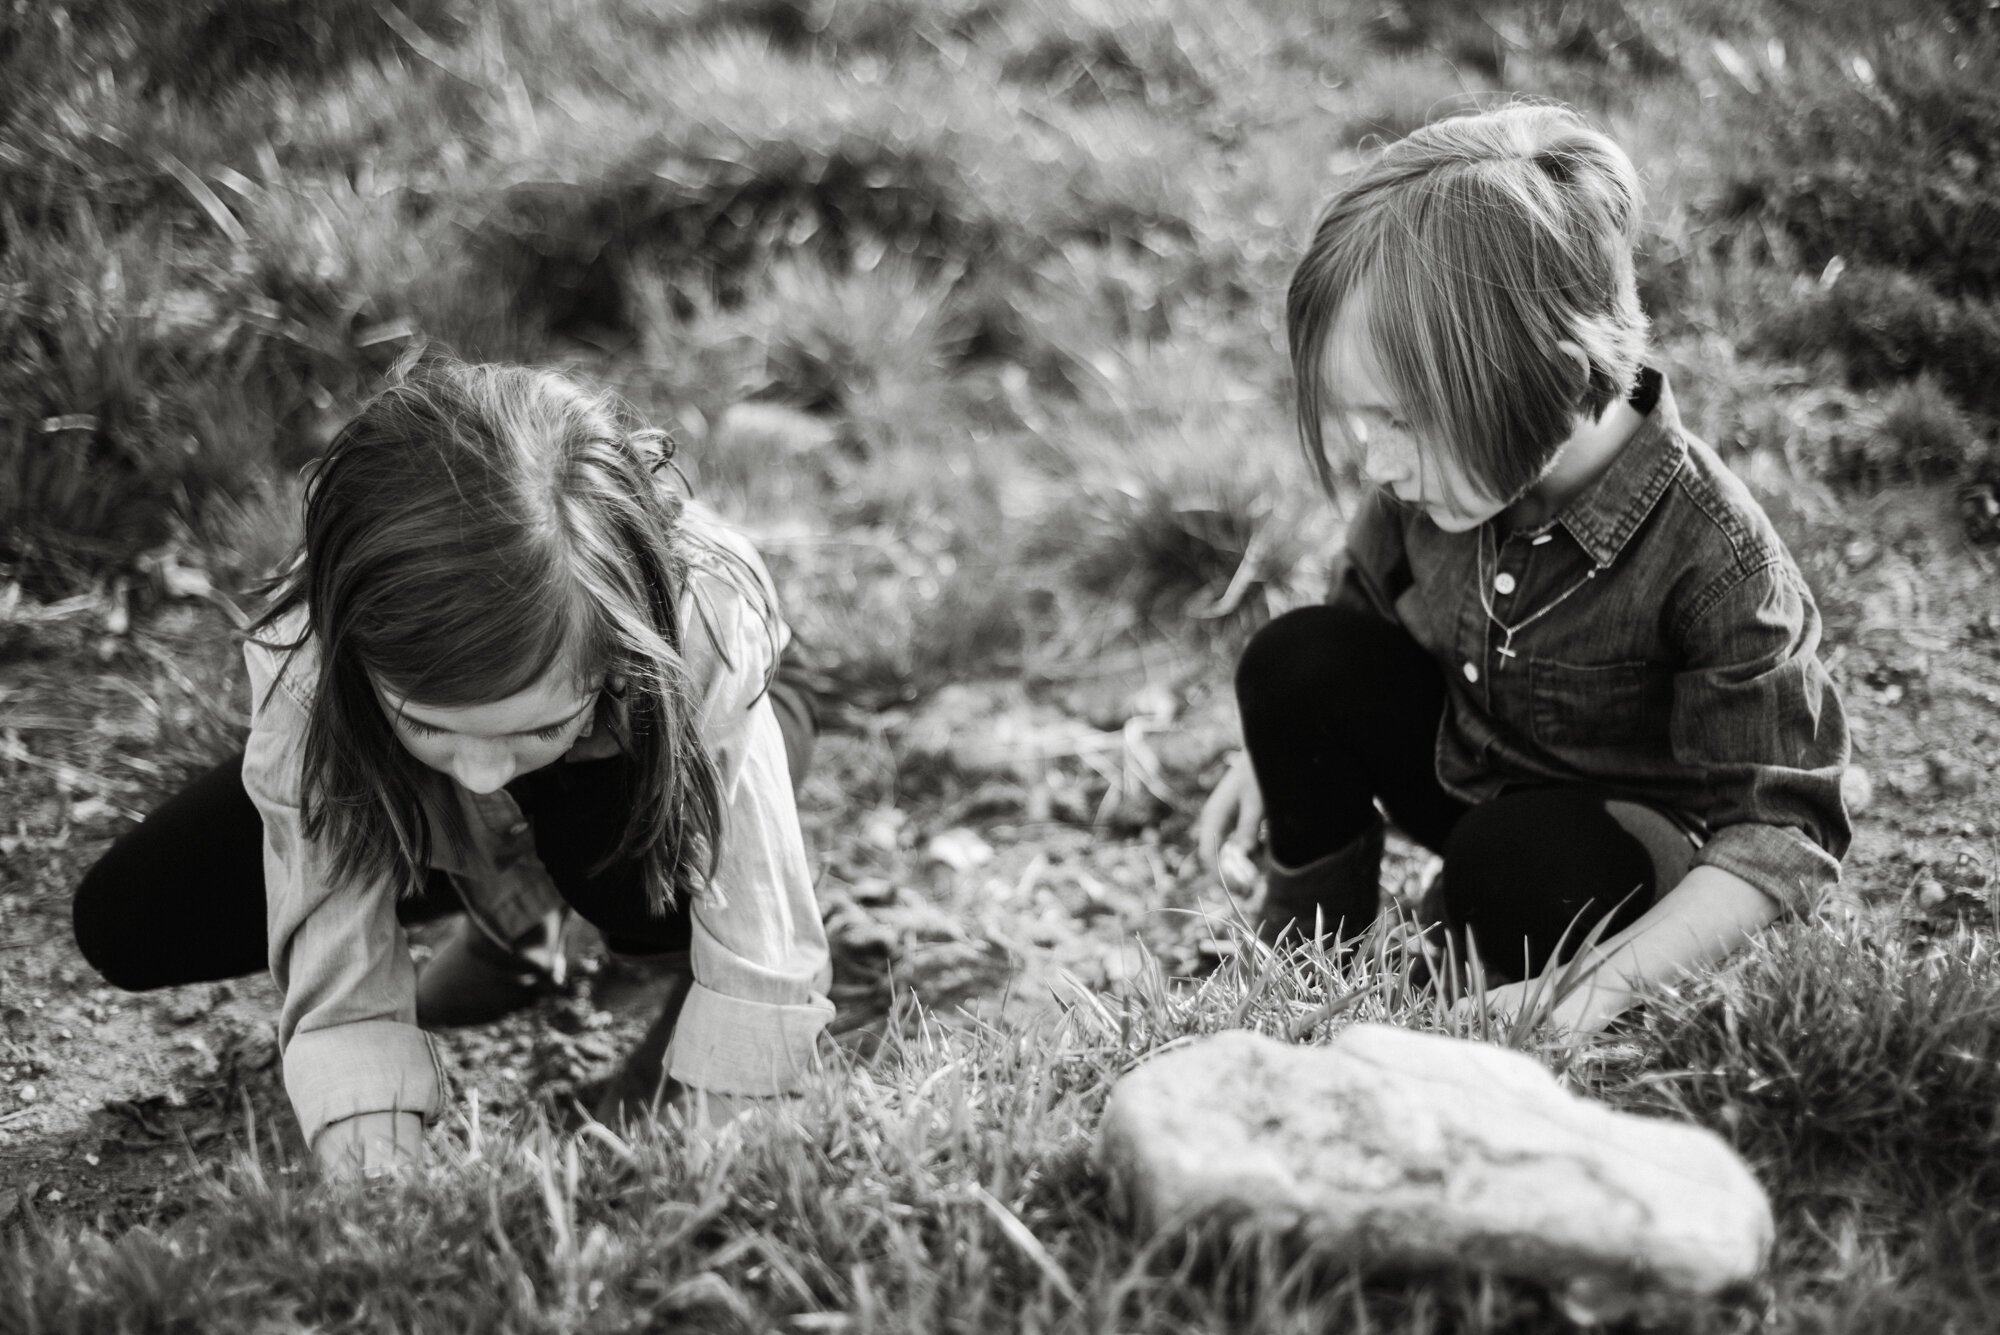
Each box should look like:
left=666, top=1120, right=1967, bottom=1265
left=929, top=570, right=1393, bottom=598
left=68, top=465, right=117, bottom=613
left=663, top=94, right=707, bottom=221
left=71, top=856, right=149, bottom=992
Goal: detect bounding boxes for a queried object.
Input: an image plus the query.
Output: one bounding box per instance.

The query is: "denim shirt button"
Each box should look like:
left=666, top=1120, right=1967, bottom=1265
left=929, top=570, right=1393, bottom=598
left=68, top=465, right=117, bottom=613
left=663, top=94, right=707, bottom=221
left=1462, top=661, right=1480, bottom=684
left=1493, top=572, right=1516, bottom=595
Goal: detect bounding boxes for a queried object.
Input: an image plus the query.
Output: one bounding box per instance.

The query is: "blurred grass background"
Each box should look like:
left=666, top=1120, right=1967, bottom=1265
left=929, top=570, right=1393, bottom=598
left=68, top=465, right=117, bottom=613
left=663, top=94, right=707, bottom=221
left=6, top=0, right=1995, bottom=688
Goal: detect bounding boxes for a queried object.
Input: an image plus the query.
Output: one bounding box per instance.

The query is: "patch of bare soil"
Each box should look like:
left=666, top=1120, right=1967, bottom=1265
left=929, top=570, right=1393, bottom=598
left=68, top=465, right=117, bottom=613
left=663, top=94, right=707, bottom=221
left=2, top=484, right=1994, bottom=1229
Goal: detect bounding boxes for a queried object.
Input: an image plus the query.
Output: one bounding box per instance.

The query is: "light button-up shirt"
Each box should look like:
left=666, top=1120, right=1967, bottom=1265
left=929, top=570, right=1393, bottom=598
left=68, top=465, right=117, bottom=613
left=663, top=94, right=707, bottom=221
left=242, top=518, right=834, bottom=1149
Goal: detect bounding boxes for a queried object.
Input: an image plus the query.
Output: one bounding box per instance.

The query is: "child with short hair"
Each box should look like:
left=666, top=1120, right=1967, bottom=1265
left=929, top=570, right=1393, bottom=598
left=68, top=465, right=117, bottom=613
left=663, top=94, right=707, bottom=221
left=1197, top=104, right=1850, bottom=1031
left=75, top=361, right=833, bottom=1176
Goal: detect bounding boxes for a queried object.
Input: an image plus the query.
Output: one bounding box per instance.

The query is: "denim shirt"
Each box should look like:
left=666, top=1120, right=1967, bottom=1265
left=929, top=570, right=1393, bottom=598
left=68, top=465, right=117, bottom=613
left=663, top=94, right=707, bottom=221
left=241, top=510, right=834, bottom=1150
left=1328, top=369, right=1851, bottom=914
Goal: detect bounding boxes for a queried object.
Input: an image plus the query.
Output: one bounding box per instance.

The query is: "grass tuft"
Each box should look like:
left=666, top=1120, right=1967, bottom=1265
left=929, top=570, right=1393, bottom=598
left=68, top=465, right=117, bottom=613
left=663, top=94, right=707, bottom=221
left=1632, top=917, right=2000, bottom=1196
left=1869, top=375, right=1990, bottom=485
left=1057, top=467, right=1312, bottom=637
left=0, top=214, right=282, bottom=586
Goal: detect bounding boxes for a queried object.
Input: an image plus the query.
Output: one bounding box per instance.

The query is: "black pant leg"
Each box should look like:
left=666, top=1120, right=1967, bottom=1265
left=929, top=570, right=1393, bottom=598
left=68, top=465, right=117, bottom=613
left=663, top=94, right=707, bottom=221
left=73, top=752, right=271, bottom=990
left=513, top=668, right=819, bottom=956
left=74, top=751, right=466, bottom=991
left=1235, top=605, right=1469, bottom=866
left=506, top=758, right=694, bottom=957
left=1439, top=788, right=1696, bottom=982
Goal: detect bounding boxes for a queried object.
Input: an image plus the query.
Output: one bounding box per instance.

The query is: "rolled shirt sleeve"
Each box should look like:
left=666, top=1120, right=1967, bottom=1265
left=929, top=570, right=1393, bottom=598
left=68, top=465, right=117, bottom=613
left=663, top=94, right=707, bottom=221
left=665, top=542, right=835, bottom=1097
left=241, top=645, right=447, bottom=1151
left=1670, top=558, right=1851, bottom=915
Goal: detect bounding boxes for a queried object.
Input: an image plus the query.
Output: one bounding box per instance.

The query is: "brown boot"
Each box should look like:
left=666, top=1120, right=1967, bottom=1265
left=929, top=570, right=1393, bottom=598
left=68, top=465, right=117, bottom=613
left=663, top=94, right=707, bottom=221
left=1257, top=819, right=1387, bottom=948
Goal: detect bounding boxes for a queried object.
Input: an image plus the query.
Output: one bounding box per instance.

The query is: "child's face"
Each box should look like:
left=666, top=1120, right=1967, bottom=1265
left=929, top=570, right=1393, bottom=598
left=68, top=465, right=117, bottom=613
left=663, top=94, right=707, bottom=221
left=1323, top=303, right=1511, bottom=533
left=374, top=666, right=599, bottom=794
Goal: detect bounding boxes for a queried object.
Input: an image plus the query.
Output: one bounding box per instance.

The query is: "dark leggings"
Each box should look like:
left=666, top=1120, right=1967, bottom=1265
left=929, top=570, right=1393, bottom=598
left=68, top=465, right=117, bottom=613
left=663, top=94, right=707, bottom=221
left=73, top=680, right=816, bottom=993
left=1237, top=605, right=1694, bottom=981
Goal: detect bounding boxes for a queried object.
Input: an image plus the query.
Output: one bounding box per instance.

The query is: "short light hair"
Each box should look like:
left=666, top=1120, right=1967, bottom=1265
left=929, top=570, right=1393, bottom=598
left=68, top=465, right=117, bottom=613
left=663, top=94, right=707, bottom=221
left=1287, top=104, right=1649, bottom=501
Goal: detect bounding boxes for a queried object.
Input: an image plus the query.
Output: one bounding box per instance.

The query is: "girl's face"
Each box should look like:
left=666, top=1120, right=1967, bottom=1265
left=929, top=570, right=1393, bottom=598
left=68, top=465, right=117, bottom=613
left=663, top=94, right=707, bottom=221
left=1323, top=303, right=1511, bottom=533
left=375, top=666, right=598, bottom=794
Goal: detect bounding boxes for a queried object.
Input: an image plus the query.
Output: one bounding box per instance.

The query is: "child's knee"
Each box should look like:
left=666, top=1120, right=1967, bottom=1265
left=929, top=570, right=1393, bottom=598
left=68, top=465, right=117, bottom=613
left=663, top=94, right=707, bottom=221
left=1437, top=801, right=1519, bottom=922
left=1236, top=605, right=1402, bottom=713
left=71, top=855, right=149, bottom=991
left=1236, top=606, right=1335, bottom=703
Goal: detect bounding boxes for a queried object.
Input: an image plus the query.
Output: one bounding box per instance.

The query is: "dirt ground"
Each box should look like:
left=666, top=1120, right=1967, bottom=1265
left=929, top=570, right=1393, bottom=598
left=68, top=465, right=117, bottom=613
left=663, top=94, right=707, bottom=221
left=2, top=482, right=1995, bottom=1232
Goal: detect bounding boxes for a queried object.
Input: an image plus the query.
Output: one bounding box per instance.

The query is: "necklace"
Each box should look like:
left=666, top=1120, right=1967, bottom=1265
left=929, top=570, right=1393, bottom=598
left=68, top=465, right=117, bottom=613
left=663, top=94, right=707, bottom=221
left=1476, top=525, right=1607, bottom=666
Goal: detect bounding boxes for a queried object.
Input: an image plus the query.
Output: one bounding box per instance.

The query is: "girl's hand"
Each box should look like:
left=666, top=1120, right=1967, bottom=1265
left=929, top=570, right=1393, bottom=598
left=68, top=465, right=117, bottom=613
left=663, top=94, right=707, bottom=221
left=683, top=1086, right=753, bottom=1132
left=681, top=1087, right=804, bottom=1135
left=313, top=1110, right=426, bottom=1181
left=1197, top=750, right=1265, bottom=884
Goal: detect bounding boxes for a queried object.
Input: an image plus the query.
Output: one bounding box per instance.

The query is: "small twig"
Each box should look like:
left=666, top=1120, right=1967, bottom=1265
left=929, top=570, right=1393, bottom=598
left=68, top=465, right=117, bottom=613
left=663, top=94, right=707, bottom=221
left=967, top=1184, right=1080, bottom=1305
left=176, top=1120, right=206, bottom=1177
left=1192, top=525, right=1272, bottom=620
left=155, top=152, right=249, bottom=246
left=1286, top=983, right=1371, bottom=1042
left=373, top=0, right=481, bottom=82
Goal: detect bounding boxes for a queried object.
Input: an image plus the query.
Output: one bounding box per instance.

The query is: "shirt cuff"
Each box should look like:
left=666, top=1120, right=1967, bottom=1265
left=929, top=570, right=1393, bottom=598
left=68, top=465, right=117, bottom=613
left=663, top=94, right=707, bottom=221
left=666, top=981, right=835, bottom=1097
left=1696, top=822, right=1842, bottom=918
left=283, top=1019, right=449, bottom=1149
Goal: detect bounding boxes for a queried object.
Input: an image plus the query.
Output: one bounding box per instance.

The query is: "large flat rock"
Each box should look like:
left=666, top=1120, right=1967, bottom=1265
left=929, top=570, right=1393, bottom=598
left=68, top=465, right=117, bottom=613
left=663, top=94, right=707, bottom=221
left=1095, top=1025, right=1771, bottom=1314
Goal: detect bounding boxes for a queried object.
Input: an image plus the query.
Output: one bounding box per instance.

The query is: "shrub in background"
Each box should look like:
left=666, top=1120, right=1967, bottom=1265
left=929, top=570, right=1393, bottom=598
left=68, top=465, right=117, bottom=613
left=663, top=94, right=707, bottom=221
left=0, top=216, right=286, bottom=581
left=1039, top=425, right=1322, bottom=641
left=997, top=2, right=1212, bottom=109
left=472, top=43, right=1009, bottom=339
left=0, top=0, right=526, bottom=590
left=1868, top=376, right=1988, bottom=485
left=1709, top=30, right=2000, bottom=303
left=1754, top=267, right=2000, bottom=422
left=133, top=0, right=463, bottom=101
left=1698, top=12, right=2000, bottom=502
left=659, top=0, right=1006, bottom=63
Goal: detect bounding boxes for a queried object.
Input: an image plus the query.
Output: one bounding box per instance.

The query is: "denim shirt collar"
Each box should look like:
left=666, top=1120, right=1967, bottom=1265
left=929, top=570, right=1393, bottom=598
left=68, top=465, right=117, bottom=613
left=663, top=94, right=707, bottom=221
left=1547, top=367, right=1687, bottom=568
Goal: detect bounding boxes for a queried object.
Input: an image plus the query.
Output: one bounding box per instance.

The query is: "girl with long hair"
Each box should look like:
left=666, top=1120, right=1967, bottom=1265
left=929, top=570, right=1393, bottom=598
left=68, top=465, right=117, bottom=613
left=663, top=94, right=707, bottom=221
left=75, top=360, right=831, bottom=1176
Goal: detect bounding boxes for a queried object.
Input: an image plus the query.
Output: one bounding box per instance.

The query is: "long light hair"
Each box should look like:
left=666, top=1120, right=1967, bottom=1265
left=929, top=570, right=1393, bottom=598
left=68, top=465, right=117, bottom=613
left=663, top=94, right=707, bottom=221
left=254, top=359, right=766, bottom=912
left=1287, top=103, right=1649, bottom=503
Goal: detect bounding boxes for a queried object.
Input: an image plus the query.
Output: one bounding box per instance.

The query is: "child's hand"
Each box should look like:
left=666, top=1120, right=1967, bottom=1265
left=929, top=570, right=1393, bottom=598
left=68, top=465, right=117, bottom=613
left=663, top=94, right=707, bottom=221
left=1451, top=973, right=1634, bottom=1037
left=1198, top=751, right=1265, bottom=886
left=682, top=1087, right=799, bottom=1135
left=313, top=1110, right=426, bottom=1181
